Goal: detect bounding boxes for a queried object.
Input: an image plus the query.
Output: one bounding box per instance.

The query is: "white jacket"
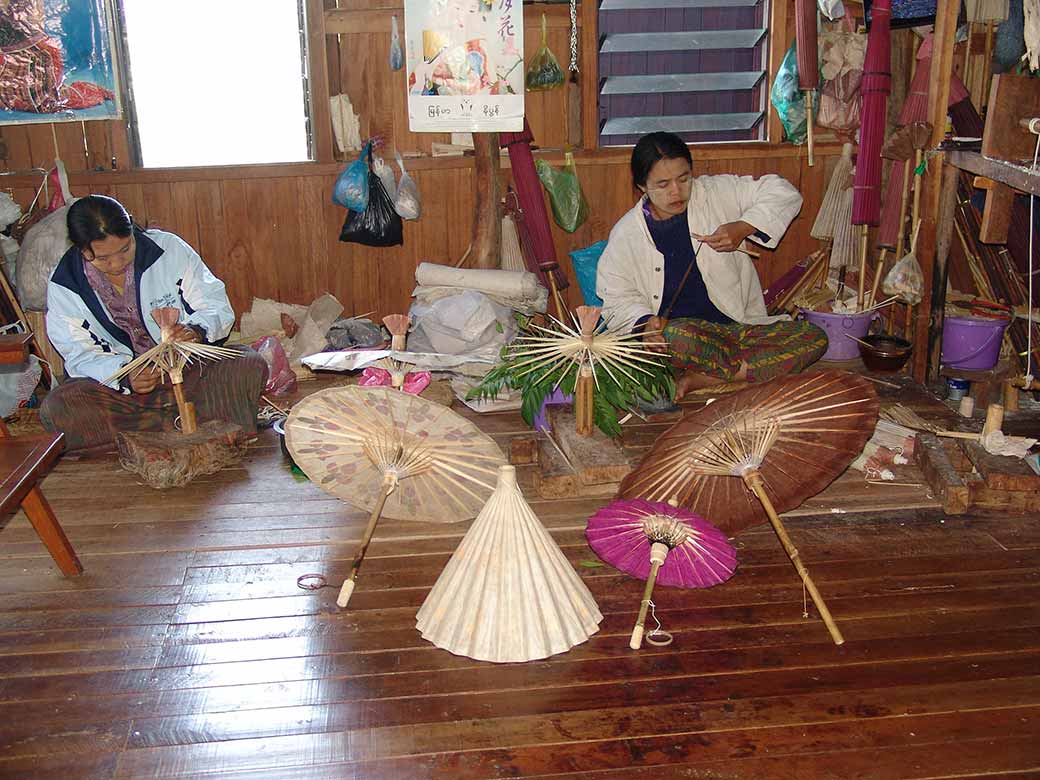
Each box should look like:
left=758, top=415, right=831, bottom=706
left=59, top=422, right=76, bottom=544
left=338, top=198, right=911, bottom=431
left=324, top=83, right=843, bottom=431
left=46, top=229, right=235, bottom=387
left=596, top=173, right=803, bottom=331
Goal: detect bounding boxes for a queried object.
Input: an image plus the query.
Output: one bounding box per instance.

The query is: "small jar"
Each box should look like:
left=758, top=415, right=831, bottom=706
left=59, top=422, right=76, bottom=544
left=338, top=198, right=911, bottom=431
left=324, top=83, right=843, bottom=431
left=946, top=377, right=969, bottom=401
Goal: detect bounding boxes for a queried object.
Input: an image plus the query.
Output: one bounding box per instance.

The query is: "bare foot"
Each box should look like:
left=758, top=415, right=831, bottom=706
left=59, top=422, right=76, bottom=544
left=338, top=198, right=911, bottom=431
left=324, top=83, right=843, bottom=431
left=674, top=370, right=726, bottom=400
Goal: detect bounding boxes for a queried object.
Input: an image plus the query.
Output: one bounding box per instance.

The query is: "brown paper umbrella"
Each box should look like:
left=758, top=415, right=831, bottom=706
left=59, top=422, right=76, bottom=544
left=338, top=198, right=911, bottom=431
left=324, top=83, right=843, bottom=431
left=285, top=385, right=506, bottom=608
left=106, top=307, right=240, bottom=434
left=618, top=371, right=880, bottom=645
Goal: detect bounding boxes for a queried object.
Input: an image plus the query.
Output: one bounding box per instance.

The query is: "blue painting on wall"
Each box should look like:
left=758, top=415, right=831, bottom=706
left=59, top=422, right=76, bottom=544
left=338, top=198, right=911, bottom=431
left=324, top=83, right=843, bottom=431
left=0, top=0, right=121, bottom=125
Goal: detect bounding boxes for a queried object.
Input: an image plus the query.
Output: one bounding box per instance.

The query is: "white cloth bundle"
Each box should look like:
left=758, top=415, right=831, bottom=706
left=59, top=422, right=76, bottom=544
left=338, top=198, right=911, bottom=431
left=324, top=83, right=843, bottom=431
left=414, top=262, right=547, bottom=314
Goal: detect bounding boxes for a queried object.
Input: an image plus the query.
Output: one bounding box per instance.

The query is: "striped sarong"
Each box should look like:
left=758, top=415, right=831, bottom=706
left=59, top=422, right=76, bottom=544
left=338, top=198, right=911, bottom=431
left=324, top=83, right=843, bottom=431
left=664, top=319, right=827, bottom=383
left=39, top=348, right=269, bottom=455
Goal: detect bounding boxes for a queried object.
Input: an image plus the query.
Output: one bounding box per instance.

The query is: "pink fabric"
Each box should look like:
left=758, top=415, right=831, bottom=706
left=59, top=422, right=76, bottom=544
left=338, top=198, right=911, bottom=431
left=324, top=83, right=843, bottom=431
left=358, top=367, right=431, bottom=395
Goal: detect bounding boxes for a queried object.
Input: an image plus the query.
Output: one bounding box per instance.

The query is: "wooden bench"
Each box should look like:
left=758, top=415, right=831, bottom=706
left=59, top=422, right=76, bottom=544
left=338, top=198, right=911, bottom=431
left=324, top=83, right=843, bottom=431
left=0, top=422, right=82, bottom=576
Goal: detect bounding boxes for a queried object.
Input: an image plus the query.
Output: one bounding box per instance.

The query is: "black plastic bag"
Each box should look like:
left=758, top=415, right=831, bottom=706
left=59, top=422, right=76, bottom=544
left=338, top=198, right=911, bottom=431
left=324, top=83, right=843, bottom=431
left=339, top=169, right=403, bottom=247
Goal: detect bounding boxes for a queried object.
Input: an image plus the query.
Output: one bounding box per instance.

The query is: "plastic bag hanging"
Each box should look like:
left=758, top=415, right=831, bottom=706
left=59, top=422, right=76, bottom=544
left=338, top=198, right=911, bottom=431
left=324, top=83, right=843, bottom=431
left=769, top=42, right=810, bottom=145
left=372, top=154, right=398, bottom=203
left=526, top=14, right=564, bottom=91
left=340, top=168, right=404, bottom=247
left=394, top=152, right=421, bottom=221
left=389, top=15, right=403, bottom=71
left=332, top=141, right=372, bottom=211
left=535, top=150, right=589, bottom=233
left=882, top=222, right=924, bottom=304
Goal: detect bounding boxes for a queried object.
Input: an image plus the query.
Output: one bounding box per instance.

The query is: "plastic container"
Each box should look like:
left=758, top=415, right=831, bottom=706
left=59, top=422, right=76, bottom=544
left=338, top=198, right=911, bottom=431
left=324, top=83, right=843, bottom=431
left=800, top=309, right=879, bottom=361
left=946, top=378, right=969, bottom=401
left=940, top=315, right=1009, bottom=370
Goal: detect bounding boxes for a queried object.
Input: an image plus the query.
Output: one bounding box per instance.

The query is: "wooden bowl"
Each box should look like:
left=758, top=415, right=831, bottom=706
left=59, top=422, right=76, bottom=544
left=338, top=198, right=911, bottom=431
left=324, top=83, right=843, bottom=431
left=858, top=334, right=912, bottom=372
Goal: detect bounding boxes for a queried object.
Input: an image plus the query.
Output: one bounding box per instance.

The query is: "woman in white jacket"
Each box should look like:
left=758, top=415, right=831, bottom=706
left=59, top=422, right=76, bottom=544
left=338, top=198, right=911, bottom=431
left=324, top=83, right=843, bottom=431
left=596, top=132, right=826, bottom=398
left=40, top=195, right=268, bottom=453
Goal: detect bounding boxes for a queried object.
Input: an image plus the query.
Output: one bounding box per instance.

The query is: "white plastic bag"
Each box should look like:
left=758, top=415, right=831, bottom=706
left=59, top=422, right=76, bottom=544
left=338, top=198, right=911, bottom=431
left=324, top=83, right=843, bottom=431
left=16, top=200, right=77, bottom=311
left=372, top=154, right=397, bottom=203
left=882, top=225, right=924, bottom=304
left=408, top=290, right=515, bottom=359
left=394, top=152, right=422, bottom=220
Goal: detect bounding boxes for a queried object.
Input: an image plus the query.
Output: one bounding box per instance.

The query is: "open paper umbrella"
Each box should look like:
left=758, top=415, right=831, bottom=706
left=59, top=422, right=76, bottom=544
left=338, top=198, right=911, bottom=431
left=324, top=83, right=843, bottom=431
left=586, top=498, right=737, bottom=649
left=285, top=386, right=506, bottom=607
left=619, top=371, right=880, bottom=645
left=106, top=307, right=241, bottom=434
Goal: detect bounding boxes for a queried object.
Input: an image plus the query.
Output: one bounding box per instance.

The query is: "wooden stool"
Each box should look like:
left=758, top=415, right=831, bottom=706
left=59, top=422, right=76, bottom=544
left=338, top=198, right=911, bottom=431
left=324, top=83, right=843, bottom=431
left=939, top=361, right=1012, bottom=409
left=0, top=421, right=82, bottom=576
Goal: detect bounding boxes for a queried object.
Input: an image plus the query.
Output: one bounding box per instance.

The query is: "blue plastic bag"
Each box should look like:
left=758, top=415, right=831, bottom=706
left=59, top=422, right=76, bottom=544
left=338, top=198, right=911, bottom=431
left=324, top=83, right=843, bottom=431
left=332, top=141, right=372, bottom=211
left=568, top=240, right=607, bottom=306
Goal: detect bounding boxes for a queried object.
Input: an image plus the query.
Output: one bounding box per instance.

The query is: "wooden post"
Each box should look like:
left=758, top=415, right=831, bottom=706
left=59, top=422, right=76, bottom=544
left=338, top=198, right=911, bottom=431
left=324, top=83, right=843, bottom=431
left=471, top=133, right=502, bottom=269
left=928, top=161, right=961, bottom=378
left=580, top=0, right=598, bottom=150
left=912, top=1, right=958, bottom=382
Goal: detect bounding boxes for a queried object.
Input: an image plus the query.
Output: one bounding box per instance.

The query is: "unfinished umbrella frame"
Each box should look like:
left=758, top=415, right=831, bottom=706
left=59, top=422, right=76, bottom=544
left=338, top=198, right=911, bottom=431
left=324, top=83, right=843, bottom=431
left=105, top=307, right=241, bottom=434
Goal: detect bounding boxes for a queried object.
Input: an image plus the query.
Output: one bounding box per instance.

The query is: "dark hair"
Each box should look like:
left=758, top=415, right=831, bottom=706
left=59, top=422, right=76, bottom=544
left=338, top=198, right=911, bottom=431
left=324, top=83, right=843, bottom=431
left=66, top=195, right=134, bottom=251
left=630, top=132, right=693, bottom=189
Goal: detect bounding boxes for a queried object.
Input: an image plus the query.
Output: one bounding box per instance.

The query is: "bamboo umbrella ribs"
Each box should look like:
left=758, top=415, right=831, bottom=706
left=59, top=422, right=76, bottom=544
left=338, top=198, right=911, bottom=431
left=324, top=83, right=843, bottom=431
left=795, top=0, right=819, bottom=166
left=285, top=386, right=506, bottom=608
left=383, top=313, right=410, bottom=352
left=106, top=307, right=240, bottom=434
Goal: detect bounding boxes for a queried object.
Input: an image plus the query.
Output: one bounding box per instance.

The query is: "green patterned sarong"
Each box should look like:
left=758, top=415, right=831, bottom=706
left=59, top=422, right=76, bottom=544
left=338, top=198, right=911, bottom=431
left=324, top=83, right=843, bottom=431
left=663, top=318, right=827, bottom=383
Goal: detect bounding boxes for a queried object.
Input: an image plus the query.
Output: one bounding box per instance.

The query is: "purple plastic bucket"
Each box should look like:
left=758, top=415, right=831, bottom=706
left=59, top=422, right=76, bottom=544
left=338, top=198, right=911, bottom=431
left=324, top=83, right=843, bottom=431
left=800, top=309, right=879, bottom=361
left=940, top=315, right=1009, bottom=370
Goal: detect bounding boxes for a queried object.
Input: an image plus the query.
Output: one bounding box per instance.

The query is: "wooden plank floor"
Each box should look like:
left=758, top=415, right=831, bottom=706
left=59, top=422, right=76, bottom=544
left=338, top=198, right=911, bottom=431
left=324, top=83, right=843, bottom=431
left=1, top=380, right=1039, bottom=779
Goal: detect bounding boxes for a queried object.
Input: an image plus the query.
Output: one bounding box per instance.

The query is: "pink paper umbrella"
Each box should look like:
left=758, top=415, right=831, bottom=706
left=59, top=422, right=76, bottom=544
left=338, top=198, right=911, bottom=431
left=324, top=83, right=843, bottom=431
left=585, top=498, right=737, bottom=649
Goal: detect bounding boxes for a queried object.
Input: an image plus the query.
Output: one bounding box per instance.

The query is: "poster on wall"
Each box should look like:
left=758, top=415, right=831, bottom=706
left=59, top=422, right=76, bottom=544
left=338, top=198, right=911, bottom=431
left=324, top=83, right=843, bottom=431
left=0, top=0, right=121, bottom=125
left=405, top=0, right=524, bottom=133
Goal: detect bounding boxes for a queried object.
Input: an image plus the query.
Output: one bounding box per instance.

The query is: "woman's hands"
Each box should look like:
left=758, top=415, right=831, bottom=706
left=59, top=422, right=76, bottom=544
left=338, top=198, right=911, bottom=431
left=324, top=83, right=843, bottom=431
left=129, top=365, right=161, bottom=394
left=692, top=220, right=756, bottom=253
left=167, top=324, right=201, bottom=343
left=641, top=315, right=670, bottom=353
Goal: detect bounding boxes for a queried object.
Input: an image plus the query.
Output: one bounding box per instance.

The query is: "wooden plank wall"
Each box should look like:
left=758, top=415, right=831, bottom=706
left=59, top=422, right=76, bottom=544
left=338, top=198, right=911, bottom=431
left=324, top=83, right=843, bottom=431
left=0, top=0, right=831, bottom=323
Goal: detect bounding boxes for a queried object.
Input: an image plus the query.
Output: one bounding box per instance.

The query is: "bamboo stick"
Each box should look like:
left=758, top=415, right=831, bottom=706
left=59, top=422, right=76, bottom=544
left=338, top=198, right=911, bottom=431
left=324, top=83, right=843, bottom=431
left=630, top=542, right=667, bottom=649
left=575, top=367, right=594, bottom=436
left=171, top=383, right=196, bottom=434
left=857, top=226, right=868, bottom=310
left=745, top=469, right=844, bottom=645
left=337, top=474, right=394, bottom=608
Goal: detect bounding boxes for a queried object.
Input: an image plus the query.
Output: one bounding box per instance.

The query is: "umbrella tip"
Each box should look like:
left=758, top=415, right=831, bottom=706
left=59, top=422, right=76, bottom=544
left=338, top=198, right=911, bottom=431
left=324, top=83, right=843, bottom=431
left=496, top=464, right=517, bottom=490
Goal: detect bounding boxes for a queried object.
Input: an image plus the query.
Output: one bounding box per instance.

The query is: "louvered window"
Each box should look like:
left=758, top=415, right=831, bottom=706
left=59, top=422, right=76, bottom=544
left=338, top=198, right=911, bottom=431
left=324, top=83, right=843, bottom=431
left=597, top=0, right=770, bottom=146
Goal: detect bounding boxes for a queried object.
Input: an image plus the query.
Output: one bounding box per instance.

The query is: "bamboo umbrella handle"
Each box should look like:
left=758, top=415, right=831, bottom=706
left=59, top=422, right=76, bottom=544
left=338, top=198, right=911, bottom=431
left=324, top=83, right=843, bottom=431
left=896, top=160, right=912, bottom=259
left=171, top=382, right=197, bottom=434
left=745, top=470, right=844, bottom=645
left=869, top=248, right=887, bottom=308
left=805, top=91, right=815, bottom=168
left=547, top=272, right=567, bottom=323
left=575, top=367, right=594, bottom=436
left=630, top=543, right=668, bottom=649
left=857, top=226, right=868, bottom=310
left=337, top=475, right=395, bottom=608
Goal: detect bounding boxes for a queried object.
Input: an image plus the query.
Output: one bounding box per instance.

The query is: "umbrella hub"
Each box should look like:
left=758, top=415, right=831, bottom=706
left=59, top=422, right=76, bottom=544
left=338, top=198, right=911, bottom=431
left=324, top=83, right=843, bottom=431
left=640, top=514, right=691, bottom=550
left=683, top=412, right=781, bottom=477
left=363, top=429, right=435, bottom=482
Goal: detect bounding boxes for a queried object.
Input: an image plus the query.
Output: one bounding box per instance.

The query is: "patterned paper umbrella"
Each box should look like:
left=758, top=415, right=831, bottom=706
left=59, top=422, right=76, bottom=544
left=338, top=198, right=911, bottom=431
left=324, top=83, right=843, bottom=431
left=586, top=498, right=737, bottom=649
left=286, top=386, right=506, bottom=607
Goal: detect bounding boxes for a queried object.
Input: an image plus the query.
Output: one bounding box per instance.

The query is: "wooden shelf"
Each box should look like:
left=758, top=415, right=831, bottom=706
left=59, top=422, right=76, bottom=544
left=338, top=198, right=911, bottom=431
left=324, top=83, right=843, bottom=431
left=945, top=150, right=1040, bottom=197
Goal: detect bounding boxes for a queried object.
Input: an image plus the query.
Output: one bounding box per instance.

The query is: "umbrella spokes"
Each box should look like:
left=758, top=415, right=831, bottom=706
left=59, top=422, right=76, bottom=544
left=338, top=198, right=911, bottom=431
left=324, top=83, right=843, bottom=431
left=684, top=412, right=781, bottom=476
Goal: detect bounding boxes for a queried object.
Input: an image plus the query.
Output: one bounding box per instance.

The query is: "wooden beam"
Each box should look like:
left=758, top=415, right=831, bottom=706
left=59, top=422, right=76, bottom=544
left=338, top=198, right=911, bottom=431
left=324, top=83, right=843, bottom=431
left=913, top=0, right=960, bottom=382
left=306, top=0, right=334, bottom=164
left=927, top=0, right=959, bottom=149
left=766, top=0, right=793, bottom=145
left=580, top=0, right=600, bottom=151
left=947, top=150, right=1040, bottom=196
left=325, top=4, right=578, bottom=35
left=928, top=161, right=961, bottom=378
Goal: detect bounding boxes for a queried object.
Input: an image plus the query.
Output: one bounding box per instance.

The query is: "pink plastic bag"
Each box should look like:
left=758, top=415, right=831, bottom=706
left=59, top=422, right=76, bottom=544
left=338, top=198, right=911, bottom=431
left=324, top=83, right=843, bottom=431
left=358, top=366, right=431, bottom=395
left=251, top=336, right=297, bottom=396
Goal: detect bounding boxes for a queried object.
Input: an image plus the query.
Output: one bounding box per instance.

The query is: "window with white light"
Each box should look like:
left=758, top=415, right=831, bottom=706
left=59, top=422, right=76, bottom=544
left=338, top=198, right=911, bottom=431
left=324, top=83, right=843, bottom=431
left=119, top=0, right=311, bottom=168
